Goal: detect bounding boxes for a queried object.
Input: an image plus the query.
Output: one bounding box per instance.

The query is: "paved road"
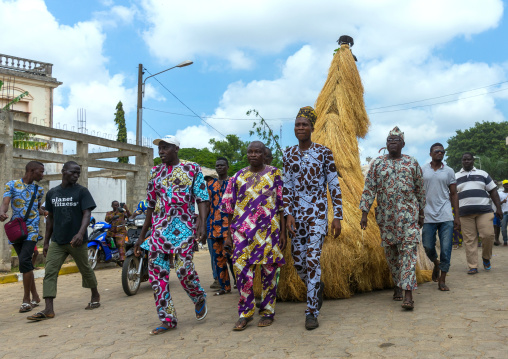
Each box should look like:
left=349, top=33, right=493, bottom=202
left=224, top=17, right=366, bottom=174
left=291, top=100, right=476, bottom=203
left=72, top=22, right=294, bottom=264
left=1, top=244, right=508, bottom=359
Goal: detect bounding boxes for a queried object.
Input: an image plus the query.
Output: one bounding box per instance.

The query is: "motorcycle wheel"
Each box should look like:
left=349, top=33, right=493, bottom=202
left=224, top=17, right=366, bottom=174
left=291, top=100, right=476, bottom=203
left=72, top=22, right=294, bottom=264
left=88, top=246, right=98, bottom=270
left=122, top=256, right=141, bottom=296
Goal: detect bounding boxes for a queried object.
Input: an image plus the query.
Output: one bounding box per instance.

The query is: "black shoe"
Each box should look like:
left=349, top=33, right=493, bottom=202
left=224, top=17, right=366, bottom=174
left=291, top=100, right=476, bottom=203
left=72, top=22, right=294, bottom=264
left=317, top=281, right=324, bottom=310
left=305, top=314, right=319, bottom=330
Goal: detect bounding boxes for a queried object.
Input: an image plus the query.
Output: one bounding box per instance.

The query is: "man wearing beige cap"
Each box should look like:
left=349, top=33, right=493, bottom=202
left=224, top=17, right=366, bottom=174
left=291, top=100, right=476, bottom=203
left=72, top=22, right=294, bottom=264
left=135, top=135, right=210, bottom=335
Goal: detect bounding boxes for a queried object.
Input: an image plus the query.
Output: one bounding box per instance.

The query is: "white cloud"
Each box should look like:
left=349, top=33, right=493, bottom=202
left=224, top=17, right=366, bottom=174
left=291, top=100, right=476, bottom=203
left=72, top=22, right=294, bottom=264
left=139, top=0, right=506, bottom=164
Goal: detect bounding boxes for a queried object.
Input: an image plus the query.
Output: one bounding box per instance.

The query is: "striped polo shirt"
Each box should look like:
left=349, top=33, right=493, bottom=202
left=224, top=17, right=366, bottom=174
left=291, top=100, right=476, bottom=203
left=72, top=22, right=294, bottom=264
left=455, top=167, right=496, bottom=216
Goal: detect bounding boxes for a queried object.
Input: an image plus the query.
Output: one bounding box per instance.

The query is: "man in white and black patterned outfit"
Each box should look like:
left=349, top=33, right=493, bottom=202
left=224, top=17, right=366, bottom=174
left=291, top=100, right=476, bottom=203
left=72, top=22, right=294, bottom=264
left=283, top=106, right=343, bottom=330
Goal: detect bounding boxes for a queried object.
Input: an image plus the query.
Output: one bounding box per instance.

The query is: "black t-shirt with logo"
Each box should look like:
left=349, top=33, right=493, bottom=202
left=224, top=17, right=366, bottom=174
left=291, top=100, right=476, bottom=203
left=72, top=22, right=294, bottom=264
left=45, top=184, right=96, bottom=245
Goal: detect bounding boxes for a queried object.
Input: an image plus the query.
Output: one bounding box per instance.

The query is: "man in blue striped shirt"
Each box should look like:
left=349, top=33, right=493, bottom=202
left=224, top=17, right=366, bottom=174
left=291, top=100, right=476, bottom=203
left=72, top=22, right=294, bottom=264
left=455, top=152, right=502, bottom=274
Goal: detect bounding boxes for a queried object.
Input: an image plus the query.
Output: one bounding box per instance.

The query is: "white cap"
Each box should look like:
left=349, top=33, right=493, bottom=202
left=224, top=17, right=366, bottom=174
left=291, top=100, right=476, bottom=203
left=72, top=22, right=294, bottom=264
left=153, top=135, right=180, bottom=147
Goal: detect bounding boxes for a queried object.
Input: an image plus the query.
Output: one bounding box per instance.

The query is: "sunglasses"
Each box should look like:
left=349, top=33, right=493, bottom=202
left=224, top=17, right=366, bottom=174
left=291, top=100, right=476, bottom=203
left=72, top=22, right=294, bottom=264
left=433, top=150, right=445, bottom=154
left=386, top=138, right=403, bottom=143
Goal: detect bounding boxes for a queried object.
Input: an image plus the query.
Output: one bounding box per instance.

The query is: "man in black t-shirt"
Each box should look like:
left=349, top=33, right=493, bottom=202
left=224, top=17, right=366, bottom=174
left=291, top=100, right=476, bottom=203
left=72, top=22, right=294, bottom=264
left=27, top=161, right=100, bottom=321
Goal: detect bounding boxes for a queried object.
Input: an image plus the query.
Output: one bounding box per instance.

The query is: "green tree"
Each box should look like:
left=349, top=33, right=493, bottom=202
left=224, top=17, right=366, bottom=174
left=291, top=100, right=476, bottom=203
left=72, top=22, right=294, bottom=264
left=209, top=134, right=249, bottom=175
left=114, top=101, right=128, bottom=163
left=247, top=109, right=283, bottom=169
left=446, top=121, right=508, bottom=179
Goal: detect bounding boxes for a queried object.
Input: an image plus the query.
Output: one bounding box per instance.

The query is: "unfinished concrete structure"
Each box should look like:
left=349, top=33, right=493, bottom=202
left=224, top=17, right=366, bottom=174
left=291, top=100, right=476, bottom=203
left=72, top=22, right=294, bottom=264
left=0, top=110, right=153, bottom=271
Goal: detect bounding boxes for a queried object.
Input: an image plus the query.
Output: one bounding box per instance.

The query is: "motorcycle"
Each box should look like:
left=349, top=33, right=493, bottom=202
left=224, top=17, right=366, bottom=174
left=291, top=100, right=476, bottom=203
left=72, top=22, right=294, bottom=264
left=87, top=215, right=124, bottom=270
left=121, top=214, right=151, bottom=296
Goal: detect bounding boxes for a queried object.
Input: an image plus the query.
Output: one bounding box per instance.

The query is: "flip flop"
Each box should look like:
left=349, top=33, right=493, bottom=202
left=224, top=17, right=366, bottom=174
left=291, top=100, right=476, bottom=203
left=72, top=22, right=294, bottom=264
left=257, top=317, right=274, bottom=327
left=482, top=258, right=491, bottom=271
left=27, top=312, right=55, bottom=321
left=149, top=326, right=173, bottom=335
left=19, top=303, right=32, bottom=313
left=233, top=316, right=253, bottom=331
left=30, top=301, right=40, bottom=308
left=401, top=300, right=414, bottom=310
left=438, top=282, right=450, bottom=291
left=195, top=299, right=207, bottom=321
left=432, top=266, right=440, bottom=282
left=467, top=268, right=478, bottom=275
left=85, top=302, right=101, bottom=310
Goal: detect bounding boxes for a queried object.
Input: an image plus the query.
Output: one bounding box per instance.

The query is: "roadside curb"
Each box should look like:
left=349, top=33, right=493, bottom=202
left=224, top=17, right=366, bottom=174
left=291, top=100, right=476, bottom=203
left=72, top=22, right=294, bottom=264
left=0, top=264, right=80, bottom=284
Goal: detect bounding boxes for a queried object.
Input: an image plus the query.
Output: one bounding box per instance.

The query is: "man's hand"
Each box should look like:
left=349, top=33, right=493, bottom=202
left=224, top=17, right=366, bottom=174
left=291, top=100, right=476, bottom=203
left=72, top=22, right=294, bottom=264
left=279, top=231, right=287, bottom=251
left=453, top=217, right=461, bottom=232
left=331, top=218, right=341, bottom=238
left=0, top=212, right=8, bottom=222
left=418, top=216, right=425, bottom=228
left=70, top=233, right=84, bottom=248
left=224, top=229, right=233, bottom=254
left=43, top=242, right=49, bottom=257
left=496, top=208, right=503, bottom=221
left=134, top=238, right=143, bottom=257
left=360, top=212, right=368, bottom=230
left=286, top=215, right=296, bottom=237
left=196, top=223, right=207, bottom=244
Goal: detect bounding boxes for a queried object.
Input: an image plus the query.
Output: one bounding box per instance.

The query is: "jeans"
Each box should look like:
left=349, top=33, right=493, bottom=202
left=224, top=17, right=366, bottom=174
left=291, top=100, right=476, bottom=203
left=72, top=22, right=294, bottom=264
left=422, top=221, right=454, bottom=273
left=207, top=237, right=217, bottom=280
left=501, top=212, right=508, bottom=244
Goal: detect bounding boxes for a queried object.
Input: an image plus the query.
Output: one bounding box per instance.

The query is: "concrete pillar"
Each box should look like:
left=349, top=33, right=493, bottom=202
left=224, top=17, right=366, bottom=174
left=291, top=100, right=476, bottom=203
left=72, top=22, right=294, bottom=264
left=0, top=111, right=14, bottom=271
left=128, top=149, right=153, bottom=210
left=76, top=141, right=88, bottom=187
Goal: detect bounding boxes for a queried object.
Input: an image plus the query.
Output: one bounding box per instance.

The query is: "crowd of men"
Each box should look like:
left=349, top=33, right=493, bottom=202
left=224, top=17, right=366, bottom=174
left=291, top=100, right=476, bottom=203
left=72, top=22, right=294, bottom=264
left=1, top=105, right=505, bottom=334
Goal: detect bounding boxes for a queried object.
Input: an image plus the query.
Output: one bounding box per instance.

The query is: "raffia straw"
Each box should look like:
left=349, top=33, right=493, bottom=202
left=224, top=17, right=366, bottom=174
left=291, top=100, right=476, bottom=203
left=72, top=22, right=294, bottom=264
left=252, top=42, right=431, bottom=300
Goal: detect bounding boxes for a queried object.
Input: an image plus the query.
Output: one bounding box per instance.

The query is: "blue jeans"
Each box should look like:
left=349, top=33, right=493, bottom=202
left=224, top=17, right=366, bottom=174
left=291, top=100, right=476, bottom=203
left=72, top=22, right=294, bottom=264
left=207, top=236, right=217, bottom=280
left=501, top=212, right=508, bottom=244
left=422, top=221, right=453, bottom=273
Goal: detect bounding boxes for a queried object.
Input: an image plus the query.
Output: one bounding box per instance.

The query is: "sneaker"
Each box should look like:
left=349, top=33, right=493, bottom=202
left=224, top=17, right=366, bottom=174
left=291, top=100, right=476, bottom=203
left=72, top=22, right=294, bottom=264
left=482, top=258, right=491, bottom=271
left=210, top=279, right=220, bottom=289
left=494, top=240, right=501, bottom=246
left=305, top=314, right=319, bottom=330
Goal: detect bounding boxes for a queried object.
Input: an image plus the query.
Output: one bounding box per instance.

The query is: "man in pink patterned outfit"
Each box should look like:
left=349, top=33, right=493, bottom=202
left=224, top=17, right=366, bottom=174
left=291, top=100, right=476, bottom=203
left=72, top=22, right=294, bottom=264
left=134, top=135, right=209, bottom=335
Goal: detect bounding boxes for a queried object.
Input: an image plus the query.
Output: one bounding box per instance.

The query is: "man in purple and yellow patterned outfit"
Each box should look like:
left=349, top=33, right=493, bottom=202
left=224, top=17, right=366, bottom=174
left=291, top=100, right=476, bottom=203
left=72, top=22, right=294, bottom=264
left=134, top=135, right=209, bottom=335
left=360, top=126, right=425, bottom=310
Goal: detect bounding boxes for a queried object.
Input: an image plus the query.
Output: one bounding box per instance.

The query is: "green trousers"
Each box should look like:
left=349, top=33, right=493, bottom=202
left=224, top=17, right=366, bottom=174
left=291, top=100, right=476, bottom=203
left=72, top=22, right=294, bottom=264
left=43, top=241, right=98, bottom=299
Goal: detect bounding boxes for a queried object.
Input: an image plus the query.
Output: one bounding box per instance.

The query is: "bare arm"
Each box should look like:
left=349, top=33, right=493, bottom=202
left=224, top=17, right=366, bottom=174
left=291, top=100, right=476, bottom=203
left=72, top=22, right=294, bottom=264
left=0, top=196, right=10, bottom=221
left=134, top=208, right=153, bottom=256
left=489, top=188, right=503, bottom=221
left=449, top=183, right=461, bottom=231
left=197, top=201, right=210, bottom=244
left=70, top=209, right=92, bottom=247
left=43, top=212, right=54, bottom=256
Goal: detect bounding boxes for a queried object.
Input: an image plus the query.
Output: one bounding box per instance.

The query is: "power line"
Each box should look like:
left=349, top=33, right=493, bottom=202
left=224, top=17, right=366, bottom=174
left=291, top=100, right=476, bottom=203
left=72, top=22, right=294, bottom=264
left=143, top=119, right=161, bottom=137
left=366, top=80, right=508, bottom=111
left=143, top=106, right=292, bottom=121
left=144, top=68, right=226, bottom=138
left=368, top=86, right=508, bottom=115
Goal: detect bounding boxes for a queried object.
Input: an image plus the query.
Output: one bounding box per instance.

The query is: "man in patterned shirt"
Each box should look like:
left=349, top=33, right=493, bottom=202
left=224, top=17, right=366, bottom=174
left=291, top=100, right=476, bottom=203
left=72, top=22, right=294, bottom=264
left=283, top=106, right=343, bottom=330
left=134, top=135, right=210, bottom=335
left=360, top=127, right=425, bottom=310
left=0, top=161, right=44, bottom=313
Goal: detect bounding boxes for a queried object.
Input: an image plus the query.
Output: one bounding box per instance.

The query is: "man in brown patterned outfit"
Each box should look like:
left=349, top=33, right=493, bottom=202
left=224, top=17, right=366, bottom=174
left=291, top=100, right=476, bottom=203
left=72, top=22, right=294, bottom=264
left=283, top=106, right=343, bottom=330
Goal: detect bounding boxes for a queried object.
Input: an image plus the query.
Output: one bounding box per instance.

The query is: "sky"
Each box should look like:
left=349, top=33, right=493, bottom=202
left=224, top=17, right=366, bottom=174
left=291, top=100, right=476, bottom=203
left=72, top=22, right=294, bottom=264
left=1, top=0, right=508, bottom=166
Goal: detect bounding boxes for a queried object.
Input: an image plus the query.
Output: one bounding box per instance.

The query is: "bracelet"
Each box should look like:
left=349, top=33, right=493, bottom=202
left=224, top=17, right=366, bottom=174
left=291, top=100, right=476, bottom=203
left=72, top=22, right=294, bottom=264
left=418, top=215, right=425, bottom=218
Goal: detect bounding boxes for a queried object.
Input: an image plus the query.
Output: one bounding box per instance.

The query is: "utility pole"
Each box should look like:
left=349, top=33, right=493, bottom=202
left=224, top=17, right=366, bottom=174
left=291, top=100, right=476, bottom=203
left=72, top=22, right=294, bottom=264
left=136, top=64, right=143, bottom=146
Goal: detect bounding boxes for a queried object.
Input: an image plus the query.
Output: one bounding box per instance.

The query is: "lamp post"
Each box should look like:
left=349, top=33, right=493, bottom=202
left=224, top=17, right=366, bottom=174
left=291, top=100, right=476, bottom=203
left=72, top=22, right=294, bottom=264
left=136, top=60, right=193, bottom=146
left=474, top=155, right=482, bottom=169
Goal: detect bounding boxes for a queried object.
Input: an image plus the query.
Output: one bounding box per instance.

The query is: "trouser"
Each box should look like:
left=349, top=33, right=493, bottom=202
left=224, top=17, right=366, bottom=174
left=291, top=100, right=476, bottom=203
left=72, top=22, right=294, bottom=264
left=207, top=237, right=218, bottom=280
left=501, top=212, right=508, bottom=244
left=459, top=212, right=494, bottom=269
left=113, top=234, right=126, bottom=261
left=12, top=240, right=37, bottom=273
left=235, top=263, right=278, bottom=319
left=148, top=250, right=206, bottom=327
left=292, top=233, right=324, bottom=317
left=422, top=221, right=453, bottom=272
left=211, top=237, right=233, bottom=291
left=43, top=242, right=98, bottom=298
left=384, top=242, right=418, bottom=291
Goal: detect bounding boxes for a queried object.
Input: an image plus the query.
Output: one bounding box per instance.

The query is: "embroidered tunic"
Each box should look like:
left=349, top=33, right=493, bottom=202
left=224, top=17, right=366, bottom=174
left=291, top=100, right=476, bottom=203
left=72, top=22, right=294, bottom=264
left=359, top=155, right=426, bottom=246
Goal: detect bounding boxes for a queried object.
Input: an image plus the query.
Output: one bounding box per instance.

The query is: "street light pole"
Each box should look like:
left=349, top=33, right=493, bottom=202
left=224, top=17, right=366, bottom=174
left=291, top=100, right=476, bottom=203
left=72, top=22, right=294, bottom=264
left=136, top=64, right=143, bottom=146
left=135, top=60, right=193, bottom=146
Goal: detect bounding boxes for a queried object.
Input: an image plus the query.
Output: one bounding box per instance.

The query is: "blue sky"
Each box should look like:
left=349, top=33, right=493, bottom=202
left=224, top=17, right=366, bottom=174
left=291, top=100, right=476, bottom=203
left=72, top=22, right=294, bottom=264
left=2, top=0, right=508, bottom=166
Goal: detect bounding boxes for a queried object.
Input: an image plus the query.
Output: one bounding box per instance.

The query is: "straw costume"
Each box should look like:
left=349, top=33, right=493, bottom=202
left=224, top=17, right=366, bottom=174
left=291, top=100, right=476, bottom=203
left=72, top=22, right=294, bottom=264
left=283, top=106, right=343, bottom=319
left=360, top=127, right=425, bottom=293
